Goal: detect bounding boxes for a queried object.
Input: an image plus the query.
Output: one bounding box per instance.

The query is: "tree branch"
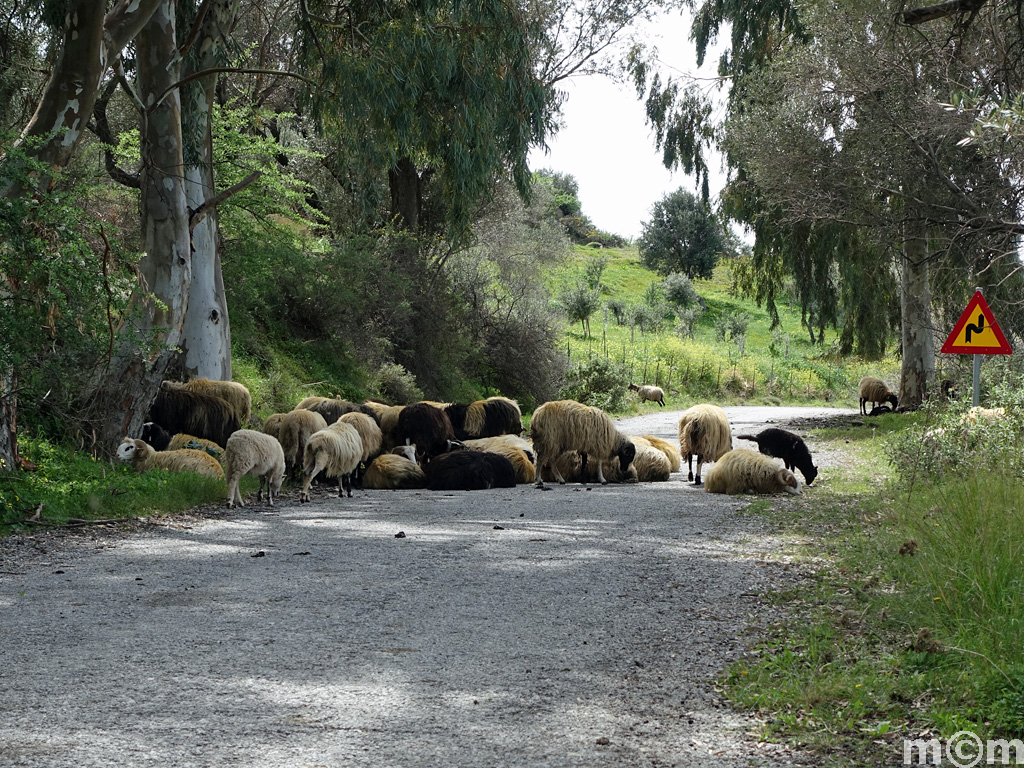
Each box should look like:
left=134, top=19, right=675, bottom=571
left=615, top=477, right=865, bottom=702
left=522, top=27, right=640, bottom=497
left=149, top=67, right=322, bottom=113
left=900, top=0, right=989, bottom=25
left=189, top=171, right=263, bottom=231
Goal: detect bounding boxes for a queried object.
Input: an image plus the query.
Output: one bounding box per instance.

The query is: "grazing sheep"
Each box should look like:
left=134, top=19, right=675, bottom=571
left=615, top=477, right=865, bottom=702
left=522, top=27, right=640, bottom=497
left=262, top=412, right=285, bottom=441
left=445, top=396, right=523, bottom=440
left=541, top=451, right=638, bottom=484
left=338, top=411, right=384, bottom=486
left=379, top=405, right=405, bottom=451
left=361, top=399, right=392, bottom=418
left=301, top=421, right=363, bottom=501
left=424, top=450, right=517, bottom=491
left=276, top=409, right=329, bottom=477
left=631, top=443, right=672, bottom=482
left=362, top=453, right=427, bottom=489
left=182, top=378, right=252, bottom=426
left=704, top=448, right=801, bottom=496
left=677, top=404, right=733, bottom=486
left=222, top=429, right=286, bottom=508
left=117, top=438, right=224, bottom=480
left=530, top=400, right=637, bottom=488
left=628, top=383, right=666, bottom=407
left=859, top=376, right=898, bottom=415
left=397, top=402, right=456, bottom=463
left=295, top=396, right=381, bottom=425
left=148, top=382, right=241, bottom=448
left=737, top=428, right=818, bottom=485
left=391, top=444, right=417, bottom=462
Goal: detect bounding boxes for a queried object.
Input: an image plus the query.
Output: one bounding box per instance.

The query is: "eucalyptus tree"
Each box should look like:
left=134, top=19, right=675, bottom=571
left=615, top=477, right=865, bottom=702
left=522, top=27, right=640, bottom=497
left=631, top=0, right=1024, bottom=407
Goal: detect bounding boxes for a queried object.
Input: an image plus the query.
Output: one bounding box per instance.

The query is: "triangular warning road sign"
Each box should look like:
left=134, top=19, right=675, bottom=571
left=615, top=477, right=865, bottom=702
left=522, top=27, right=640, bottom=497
left=941, top=291, right=1013, bottom=355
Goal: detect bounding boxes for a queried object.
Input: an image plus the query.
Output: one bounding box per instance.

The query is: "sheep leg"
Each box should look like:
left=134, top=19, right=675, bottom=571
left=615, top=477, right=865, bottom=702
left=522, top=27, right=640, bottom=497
left=693, top=455, right=704, bottom=486
left=587, top=453, right=609, bottom=485
left=257, top=476, right=266, bottom=503
left=687, top=453, right=694, bottom=482
left=301, top=463, right=322, bottom=503
left=227, top=476, right=243, bottom=508
left=338, top=472, right=353, bottom=498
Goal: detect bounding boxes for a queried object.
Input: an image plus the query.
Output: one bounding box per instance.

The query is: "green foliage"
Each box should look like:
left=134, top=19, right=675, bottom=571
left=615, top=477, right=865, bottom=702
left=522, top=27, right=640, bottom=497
left=637, top=188, right=726, bottom=279
left=714, top=310, right=751, bottom=342
left=370, top=362, right=423, bottom=405
left=663, top=272, right=700, bottom=307
left=0, top=437, right=228, bottom=529
left=885, top=383, right=1024, bottom=483
left=583, top=254, right=609, bottom=289
left=300, top=0, right=553, bottom=241
left=558, top=280, right=601, bottom=337
left=558, top=356, right=630, bottom=412
left=0, top=143, right=139, bottom=440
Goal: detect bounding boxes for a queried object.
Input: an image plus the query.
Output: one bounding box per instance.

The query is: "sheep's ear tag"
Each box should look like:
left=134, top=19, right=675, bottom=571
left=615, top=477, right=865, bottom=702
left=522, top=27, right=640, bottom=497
left=941, top=291, right=1012, bottom=355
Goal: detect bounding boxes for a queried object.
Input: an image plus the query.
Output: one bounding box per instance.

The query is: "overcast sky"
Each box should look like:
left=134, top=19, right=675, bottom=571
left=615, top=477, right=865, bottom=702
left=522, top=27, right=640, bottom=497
left=527, top=9, right=729, bottom=241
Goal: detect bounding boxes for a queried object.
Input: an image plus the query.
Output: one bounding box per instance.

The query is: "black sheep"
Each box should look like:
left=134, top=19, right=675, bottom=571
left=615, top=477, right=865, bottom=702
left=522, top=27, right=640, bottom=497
left=444, top=397, right=523, bottom=441
left=397, top=402, right=456, bottom=462
left=736, top=428, right=818, bottom=485
left=140, top=422, right=172, bottom=451
left=425, top=450, right=517, bottom=491
left=148, top=383, right=240, bottom=448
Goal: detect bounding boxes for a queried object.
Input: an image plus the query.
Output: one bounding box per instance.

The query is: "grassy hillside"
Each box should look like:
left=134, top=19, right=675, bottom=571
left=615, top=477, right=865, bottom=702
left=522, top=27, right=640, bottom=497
left=551, top=245, right=897, bottom=409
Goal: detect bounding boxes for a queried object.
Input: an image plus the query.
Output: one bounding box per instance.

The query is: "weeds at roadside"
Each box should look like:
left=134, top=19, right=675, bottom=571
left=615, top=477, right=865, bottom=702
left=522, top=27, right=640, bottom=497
left=724, top=412, right=1024, bottom=764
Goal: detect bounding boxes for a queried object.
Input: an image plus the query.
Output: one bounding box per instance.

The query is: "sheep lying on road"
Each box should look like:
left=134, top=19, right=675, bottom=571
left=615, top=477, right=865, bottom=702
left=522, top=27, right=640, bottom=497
left=704, top=449, right=801, bottom=496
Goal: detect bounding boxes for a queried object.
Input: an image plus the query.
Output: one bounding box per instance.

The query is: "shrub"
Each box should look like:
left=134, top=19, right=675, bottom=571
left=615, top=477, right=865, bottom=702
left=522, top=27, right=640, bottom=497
left=373, top=362, right=423, bottom=405
left=663, top=272, right=700, bottom=307
left=558, top=357, right=631, bottom=412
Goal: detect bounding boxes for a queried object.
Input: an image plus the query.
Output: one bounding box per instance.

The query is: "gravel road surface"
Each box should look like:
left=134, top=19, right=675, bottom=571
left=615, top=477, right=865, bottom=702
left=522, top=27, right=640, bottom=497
left=0, top=407, right=857, bottom=768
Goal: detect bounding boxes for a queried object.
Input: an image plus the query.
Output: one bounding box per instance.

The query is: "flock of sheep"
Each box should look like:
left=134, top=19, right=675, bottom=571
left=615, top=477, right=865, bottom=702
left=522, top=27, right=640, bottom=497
left=114, top=375, right=839, bottom=507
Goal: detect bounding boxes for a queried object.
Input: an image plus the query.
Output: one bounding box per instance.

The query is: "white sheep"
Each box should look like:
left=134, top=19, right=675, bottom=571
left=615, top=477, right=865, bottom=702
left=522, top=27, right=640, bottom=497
left=362, top=453, right=427, bottom=489
left=275, top=409, right=328, bottom=476
left=677, top=403, right=732, bottom=486
left=117, top=438, right=224, bottom=480
left=379, top=404, right=405, bottom=451
left=704, top=448, right=801, bottom=495
left=530, top=399, right=636, bottom=488
left=628, top=383, right=666, bottom=407
left=301, top=421, right=363, bottom=501
left=222, top=429, right=286, bottom=508
left=631, top=443, right=672, bottom=482
left=338, top=411, right=384, bottom=465
left=640, top=434, right=681, bottom=472
left=859, top=376, right=898, bottom=415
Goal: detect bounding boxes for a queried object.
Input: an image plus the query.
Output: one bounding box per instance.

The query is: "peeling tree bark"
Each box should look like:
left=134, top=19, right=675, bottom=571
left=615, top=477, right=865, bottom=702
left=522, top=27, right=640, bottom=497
left=82, top=0, right=192, bottom=454
left=899, top=218, right=935, bottom=409
left=176, top=0, right=242, bottom=383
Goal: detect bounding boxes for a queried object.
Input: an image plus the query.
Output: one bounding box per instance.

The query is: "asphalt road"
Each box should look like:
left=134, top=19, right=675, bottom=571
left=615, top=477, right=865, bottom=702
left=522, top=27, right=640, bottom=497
left=0, top=407, right=856, bottom=768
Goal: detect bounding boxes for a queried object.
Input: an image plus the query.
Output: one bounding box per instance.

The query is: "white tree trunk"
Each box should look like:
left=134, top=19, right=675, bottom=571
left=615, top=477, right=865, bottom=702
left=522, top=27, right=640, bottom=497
left=900, top=220, right=935, bottom=408
left=82, top=0, right=192, bottom=452
left=176, top=0, right=241, bottom=381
